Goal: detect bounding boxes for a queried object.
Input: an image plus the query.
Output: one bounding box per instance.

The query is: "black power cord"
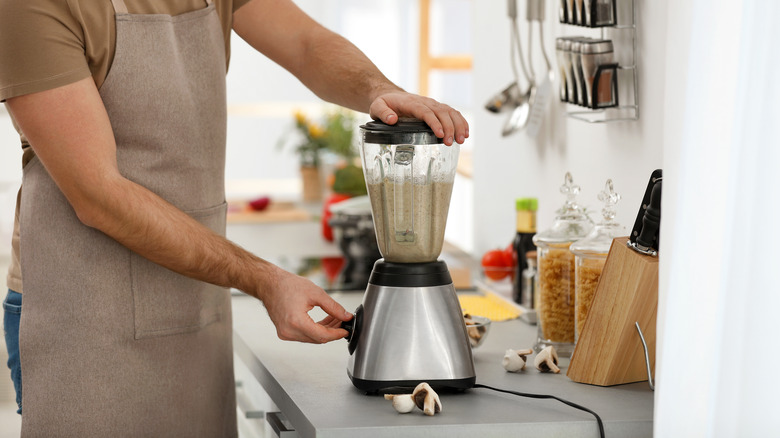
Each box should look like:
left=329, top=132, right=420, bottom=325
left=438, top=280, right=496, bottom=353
left=473, top=383, right=605, bottom=438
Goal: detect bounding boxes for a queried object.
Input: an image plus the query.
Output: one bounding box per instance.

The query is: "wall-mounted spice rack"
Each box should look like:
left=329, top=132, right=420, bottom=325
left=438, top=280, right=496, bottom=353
left=558, top=0, right=639, bottom=123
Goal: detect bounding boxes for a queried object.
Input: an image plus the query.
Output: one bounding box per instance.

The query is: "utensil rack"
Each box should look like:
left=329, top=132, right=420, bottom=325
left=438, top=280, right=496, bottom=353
left=564, top=0, right=639, bottom=123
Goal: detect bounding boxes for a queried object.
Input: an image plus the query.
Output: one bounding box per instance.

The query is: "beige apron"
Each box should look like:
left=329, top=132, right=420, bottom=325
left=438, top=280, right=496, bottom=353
left=18, top=0, right=237, bottom=436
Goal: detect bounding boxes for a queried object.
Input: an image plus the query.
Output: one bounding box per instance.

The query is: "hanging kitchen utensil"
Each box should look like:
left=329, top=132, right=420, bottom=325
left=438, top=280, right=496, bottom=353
left=485, top=0, right=528, bottom=114
left=500, top=0, right=535, bottom=136
left=525, top=0, right=555, bottom=138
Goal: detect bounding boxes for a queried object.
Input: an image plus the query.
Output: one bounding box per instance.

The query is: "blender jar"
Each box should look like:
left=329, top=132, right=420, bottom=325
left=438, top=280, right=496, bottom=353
left=532, top=172, right=593, bottom=356
left=359, top=119, right=459, bottom=264
left=570, top=179, right=626, bottom=343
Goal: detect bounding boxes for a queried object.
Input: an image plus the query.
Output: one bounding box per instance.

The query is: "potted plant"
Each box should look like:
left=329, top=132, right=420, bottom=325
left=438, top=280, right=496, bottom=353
left=279, top=109, right=364, bottom=202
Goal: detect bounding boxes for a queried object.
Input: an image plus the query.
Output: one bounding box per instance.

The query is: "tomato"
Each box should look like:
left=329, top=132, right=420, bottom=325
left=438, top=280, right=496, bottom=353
left=321, top=256, right=345, bottom=283
left=248, top=196, right=271, bottom=211
left=481, top=249, right=511, bottom=281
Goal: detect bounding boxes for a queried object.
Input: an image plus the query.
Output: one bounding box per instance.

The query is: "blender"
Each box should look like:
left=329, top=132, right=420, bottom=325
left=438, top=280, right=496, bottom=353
left=342, top=119, right=476, bottom=393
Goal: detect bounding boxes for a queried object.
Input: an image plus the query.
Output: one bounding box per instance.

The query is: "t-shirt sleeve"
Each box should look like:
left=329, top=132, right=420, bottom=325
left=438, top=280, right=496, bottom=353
left=0, top=0, right=92, bottom=102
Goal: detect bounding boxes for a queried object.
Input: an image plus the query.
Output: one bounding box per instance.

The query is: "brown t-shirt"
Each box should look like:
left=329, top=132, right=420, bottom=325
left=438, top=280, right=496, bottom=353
left=1, top=0, right=252, bottom=292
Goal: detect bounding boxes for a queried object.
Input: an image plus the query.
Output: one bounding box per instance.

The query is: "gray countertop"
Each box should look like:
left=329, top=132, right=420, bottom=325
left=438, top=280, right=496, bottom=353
left=232, top=293, right=654, bottom=438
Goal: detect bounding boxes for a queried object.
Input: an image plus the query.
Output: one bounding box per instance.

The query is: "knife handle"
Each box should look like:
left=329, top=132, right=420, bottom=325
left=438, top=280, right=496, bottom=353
left=636, top=180, right=661, bottom=251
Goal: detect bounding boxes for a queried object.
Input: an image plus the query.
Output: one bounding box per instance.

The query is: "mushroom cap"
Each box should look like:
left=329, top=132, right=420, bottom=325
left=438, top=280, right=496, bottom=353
left=502, top=349, right=527, bottom=372
left=412, top=382, right=442, bottom=415
left=534, top=346, right=561, bottom=373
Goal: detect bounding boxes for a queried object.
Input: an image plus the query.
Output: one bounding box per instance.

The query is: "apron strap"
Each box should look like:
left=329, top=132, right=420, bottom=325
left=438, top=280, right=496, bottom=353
left=111, top=0, right=129, bottom=14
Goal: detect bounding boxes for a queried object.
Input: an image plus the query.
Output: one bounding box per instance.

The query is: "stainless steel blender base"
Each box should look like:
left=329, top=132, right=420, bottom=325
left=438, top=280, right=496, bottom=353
left=345, top=261, right=476, bottom=392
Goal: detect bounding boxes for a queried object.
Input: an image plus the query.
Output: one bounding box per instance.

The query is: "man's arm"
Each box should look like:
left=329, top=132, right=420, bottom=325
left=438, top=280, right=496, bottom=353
left=6, top=77, right=350, bottom=343
left=232, top=0, right=469, bottom=146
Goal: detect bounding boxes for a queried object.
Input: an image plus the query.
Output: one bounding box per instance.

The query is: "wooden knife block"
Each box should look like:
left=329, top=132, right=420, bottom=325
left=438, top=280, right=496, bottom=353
left=567, top=236, right=658, bottom=386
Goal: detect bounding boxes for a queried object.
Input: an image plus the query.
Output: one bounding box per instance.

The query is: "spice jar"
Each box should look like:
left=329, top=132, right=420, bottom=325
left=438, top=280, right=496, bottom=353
left=592, top=0, right=616, bottom=26
left=532, top=172, right=593, bottom=356
left=565, top=0, right=576, bottom=24
left=559, top=0, right=567, bottom=23
left=570, top=179, right=626, bottom=343
left=580, top=39, right=615, bottom=108
left=556, top=38, right=571, bottom=102
left=574, top=0, right=584, bottom=25
left=569, top=38, right=585, bottom=105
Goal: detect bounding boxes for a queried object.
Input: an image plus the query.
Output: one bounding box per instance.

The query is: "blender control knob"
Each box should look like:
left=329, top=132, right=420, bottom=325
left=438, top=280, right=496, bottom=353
left=341, top=305, right=363, bottom=355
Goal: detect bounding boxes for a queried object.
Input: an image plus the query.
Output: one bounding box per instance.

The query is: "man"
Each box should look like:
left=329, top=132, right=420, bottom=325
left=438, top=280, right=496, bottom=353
left=0, top=0, right=468, bottom=436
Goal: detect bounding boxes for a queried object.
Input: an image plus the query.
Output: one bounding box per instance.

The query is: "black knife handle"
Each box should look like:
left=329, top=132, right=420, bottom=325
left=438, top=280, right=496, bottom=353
left=636, top=180, right=662, bottom=251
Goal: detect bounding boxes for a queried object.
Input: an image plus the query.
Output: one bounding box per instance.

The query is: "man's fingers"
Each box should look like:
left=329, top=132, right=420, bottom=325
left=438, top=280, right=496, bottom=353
left=316, top=293, right=352, bottom=323
left=369, top=98, right=399, bottom=125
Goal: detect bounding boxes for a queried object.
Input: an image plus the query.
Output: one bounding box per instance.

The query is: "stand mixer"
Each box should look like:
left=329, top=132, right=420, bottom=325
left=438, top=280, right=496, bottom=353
left=342, top=120, right=476, bottom=393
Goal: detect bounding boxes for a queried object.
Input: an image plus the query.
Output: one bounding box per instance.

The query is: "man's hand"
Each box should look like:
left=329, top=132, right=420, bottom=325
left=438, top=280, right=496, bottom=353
left=369, top=91, right=470, bottom=146
left=258, top=266, right=352, bottom=343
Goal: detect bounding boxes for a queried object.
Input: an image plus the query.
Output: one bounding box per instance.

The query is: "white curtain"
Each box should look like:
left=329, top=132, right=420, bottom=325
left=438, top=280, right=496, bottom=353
left=657, top=0, right=780, bottom=436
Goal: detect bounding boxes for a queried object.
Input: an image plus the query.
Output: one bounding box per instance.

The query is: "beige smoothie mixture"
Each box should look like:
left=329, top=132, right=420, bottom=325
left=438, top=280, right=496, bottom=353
left=367, top=180, right=453, bottom=263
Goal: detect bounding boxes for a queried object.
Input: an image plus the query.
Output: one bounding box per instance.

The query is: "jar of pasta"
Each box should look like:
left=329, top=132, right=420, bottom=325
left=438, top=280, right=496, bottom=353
left=570, top=179, right=626, bottom=343
left=532, top=172, right=593, bottom=357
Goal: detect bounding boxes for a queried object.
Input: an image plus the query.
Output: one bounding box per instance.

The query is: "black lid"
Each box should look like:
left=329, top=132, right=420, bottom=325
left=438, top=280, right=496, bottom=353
left=360, top=119, right=443, bottom=145
left=368, top=260, right=453, bottom=287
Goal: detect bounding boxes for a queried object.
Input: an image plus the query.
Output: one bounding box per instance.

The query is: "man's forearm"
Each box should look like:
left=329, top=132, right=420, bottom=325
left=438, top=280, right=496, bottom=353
left=83, top=174, right=275, bottom=299
left=295, top=27, right=403, bottom=113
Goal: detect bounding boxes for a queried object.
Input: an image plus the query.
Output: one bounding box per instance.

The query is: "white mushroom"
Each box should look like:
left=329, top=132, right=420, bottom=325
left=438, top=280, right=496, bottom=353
left=502, top=348, right=534, bottom=372
left=534, top=346, right=561, bottom=373
left=412, top=382, right=442, bottom=416
left=383, top=394, right=416, bottom=414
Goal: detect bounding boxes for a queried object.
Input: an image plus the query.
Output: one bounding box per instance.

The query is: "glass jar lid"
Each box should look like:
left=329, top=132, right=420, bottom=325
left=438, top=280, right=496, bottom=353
left=533, top=172, right=594, bottom=244
left=571, top=179, right=627, bottom=255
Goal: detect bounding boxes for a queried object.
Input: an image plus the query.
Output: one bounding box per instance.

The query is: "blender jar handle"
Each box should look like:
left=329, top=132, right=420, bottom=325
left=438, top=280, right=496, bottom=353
left=393, top=145, right=415, bottom=242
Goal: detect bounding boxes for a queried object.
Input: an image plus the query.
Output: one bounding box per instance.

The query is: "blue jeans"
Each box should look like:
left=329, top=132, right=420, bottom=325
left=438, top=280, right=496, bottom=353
left=3, top=289, right=21, bottom=414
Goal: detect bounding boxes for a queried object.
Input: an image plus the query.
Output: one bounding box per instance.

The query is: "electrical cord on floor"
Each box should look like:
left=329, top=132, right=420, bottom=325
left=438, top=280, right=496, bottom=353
left=473, top=383, right=605, bottom=438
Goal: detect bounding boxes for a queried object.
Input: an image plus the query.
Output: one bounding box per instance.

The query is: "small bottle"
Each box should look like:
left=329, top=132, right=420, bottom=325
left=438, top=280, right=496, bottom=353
left=511, top=198, right=538, bottom=306
left=532, top=172, right=593, bottom=356
left=571, top=179, right=626, bottom=343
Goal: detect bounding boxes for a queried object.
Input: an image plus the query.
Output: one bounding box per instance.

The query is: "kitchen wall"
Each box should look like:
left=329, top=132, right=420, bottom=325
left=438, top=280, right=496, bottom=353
left=470, top=0, right=666, bottom=255
left=224, top=0, right=420, bottom=191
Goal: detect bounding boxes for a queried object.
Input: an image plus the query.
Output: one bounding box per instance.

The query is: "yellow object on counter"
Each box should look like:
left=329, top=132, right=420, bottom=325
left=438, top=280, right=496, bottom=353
left=458, top=292, right=521, bottom=322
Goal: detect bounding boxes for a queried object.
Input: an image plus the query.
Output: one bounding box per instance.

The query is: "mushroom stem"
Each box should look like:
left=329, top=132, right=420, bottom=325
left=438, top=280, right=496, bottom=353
left=384, top=394, right=416, bottom=414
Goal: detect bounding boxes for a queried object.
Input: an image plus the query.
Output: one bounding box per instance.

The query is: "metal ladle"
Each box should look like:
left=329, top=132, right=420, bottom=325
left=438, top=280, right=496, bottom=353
left=483, top=1, right=532, bottom=123
left=499, top=0, right=535, bottom=136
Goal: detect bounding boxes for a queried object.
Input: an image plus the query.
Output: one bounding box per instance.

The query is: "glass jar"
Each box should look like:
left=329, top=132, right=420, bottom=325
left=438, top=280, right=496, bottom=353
left=593, top=0, right=616, bottom=26
left=580, top=39, right=616, bottom=108
left=556, top=38, right=569, bottom=102
left=570, top=179, right=626, bottom=343
left=533, top=172, right=593, bottom=356
left=570, top=38, right=589, bottom=106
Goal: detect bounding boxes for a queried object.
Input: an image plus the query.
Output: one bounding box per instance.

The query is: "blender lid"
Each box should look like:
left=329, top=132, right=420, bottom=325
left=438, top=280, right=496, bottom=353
left=360, top=119, right=443, bottom=145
